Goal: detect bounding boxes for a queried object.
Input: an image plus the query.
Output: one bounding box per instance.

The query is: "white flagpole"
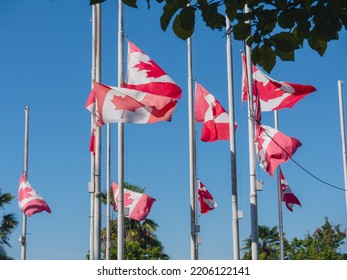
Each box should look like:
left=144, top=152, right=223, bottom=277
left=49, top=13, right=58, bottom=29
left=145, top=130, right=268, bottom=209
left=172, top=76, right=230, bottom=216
left=90, top=3, right=102, bottom=260
left=20, top=106, right=29, bottom=260
left=226, top=18, right=240, bottom=260
left=244, top=4, right=259, bottom=260
left=117, top=0, right=125, bottom=260
left=274, top=112, right=284, bottom=259
left=337, top=80, right=347, bottom=212
left=106, top=123, right=111, bottom=260
left=187, top=36, right=198, bottom=259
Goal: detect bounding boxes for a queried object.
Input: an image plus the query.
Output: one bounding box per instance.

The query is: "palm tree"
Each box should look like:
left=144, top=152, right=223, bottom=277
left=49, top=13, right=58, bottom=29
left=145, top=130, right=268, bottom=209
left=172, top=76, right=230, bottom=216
left=241, top=225, right=281, bottom=260
left=99, top=182, right=169, bottom=260
left=0, top=189, right=19, bottom=260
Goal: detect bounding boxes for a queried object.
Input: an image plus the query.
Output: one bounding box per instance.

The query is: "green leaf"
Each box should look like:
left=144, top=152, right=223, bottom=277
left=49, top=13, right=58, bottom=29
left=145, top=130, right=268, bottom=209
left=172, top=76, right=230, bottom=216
left=278, top=9, right=298, bottom=29
left=258, top=45, right=276, bottom=73
left=122, top=0, right=138, bottom=8
left=160, top=0, right=188, bottom=31
left=270, top=32, right=299, bottom=52
left=275, top=49, right=295, bottom=62
left=89, top=0, right=106, bottom=5
left=173, top=9, right=195, bottom=40
left=200, top=3, right=225, bottom=30
left=308, top=32, right=327, bottom=56
left=232, top=22, right=251, bottom=40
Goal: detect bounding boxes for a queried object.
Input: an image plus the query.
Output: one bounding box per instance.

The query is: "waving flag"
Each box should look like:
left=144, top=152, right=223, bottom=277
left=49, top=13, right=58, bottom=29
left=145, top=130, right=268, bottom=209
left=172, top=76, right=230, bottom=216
left=255, top=125, right=302, bottom=176
left=241, top=53, right=316, bottom=111
left=112, top=182, right=156, bottom=221
left=194, top=82, right=231, bottom=142
left=197, top=180, right=217, bottom=214
left=86, top=81, right=177, bottom=125
left=18, top=173, right=51, bottom=217
left=122, top=40, right=182, bottom=100
left=280, top=170, right=301, bottom=212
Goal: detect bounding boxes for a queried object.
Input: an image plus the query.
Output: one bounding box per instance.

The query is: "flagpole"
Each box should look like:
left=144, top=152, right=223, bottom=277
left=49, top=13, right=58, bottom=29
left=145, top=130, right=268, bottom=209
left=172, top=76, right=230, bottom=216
left=106, top=123, right=111, bottom=260
left=91, top=3, right=102, bottom=260
left=244, top=4, right=259, bottom=260
left=117, top=0, right=125, bottom=260
left=226, top=17, right=240, bottom=260
left=274, top=112, right=284, bottom=259
left=337, top=80, right=347, bottom=212
left=20, top=106, right=29, bottom=260
left=188, top=35, right=198, bottom=259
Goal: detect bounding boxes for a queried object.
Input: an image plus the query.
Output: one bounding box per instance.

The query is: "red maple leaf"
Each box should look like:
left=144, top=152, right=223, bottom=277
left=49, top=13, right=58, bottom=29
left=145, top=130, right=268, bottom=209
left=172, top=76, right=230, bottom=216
left=111, top=95, right=144, bottom=112
left=124, top=192, right=135, bottom=207
left=133, top=59, right=166, bottom=79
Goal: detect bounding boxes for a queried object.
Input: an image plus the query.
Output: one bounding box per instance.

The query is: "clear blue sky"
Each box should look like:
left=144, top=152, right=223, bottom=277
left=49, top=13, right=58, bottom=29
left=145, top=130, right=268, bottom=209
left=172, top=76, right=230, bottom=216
left=1, top=0, right=347, bottom=260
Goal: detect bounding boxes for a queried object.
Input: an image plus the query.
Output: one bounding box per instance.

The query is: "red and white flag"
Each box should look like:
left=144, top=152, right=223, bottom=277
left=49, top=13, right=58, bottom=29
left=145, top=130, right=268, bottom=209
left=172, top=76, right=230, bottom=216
left=86, top=81, right=178, bottom=125
left=197, top=180, right=217, bottom=214
left=122, top=40, right=182, bottom=100
left=255, top=125, right=302, bottom=176
left=280, top=170, right=301, bottom=212
left=112, top=182, right=156, bottom=221
left=241, top=53, right=316, bottom=111
left=194, top=82, right=231, bottom=142
left=18, top=173, right=51, bottom=217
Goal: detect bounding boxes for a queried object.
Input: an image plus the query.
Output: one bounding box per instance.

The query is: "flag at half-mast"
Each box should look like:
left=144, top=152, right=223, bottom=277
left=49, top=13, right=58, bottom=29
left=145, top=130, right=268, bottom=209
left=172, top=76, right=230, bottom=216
left=194, top=82, right=232, bottom=142
left=255, top=125, right=302, bottom=176
left=280, top=169, right=301, bottom=212
left=86, top=40, right=182, bottom=125
left=112, top=182, right=156, bottom=221
left=241, top=53, right=316, bottom=111
left=197, top=180, right=217, bottom=214
left=18, top=173, right=51, bottom=217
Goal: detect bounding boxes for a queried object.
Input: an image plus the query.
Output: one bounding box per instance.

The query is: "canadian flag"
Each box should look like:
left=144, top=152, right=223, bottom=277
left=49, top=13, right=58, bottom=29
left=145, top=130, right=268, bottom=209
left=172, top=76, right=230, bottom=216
left=197, top=180, right=217, bottom=214
left=86, top=81, right=178, bottom=125
left=194, top=82, right=231, bottom=142
left=122, top=40, right=182, bottom=100
left=18, top=173, right=51, bottom=217
left=241, top=53, right=316, bottom=111
left=255, top=125, right=302, bottom=176
left=112, top=182, right=156, bottom=221
left=280, top=170, right=301, bottom=212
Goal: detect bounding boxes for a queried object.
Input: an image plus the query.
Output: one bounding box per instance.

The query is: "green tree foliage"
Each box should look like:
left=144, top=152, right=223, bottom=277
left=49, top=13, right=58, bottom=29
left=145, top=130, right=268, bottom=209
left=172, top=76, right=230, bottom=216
left=241, top=225, right=285, bottom=259
left=286, top=217, right=347, bottom=260
left=0, top=189, right=19, bottom=260
left=90, top=0, right=347, bottom=72
left=242, top=218, right=347, bottom=260
left=99, top=183, right=169, bottom=260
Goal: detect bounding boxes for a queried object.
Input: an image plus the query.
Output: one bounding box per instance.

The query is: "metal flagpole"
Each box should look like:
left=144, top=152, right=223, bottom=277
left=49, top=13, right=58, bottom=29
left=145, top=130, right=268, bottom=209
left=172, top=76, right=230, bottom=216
left=226, top=18, right=240, bottom=260
left=187, top=36, right=198, bottom=260
left=117, top=0, right=125, bottom=260
left=91, top=3, right=102, bottom=260
left=274, top=112, right=284, bottom=259
left=106, top=123, right=111, bottom=260
left=337, top=80, right=347, bottom=212
left=20, top=106, right=29, bottom=260
left=244, top=4, right=259, bottom=260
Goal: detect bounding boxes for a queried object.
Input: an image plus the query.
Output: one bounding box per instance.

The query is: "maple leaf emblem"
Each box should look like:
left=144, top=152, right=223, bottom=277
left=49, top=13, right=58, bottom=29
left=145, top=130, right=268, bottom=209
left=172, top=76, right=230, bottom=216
left=111, top=95, right=144, bottom=112
left=124, top=192, right=135, bottom=207
left=133, top=59, right=166, bottom=79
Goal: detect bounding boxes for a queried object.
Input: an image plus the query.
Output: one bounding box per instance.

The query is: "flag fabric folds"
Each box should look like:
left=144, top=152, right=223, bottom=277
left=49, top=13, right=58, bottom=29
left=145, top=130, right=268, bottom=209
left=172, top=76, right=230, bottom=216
left=241, top=53, right=316, bottom=111
left=280, top=170, right=301, bottom=212
left=255, top=125, right=302, bottom=176
left=197, top=180, right=217, bottom=214
left=18, top=173, right=51, bottom=217
left=194, top=82, right=230, bottom=142
left=86, top=40, right=182, bottom=125
left=122, top=40, right=182, bottom=100
left=112, top=182, right=156, bottom=221
left=86, top=81, right=178, bottom=125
